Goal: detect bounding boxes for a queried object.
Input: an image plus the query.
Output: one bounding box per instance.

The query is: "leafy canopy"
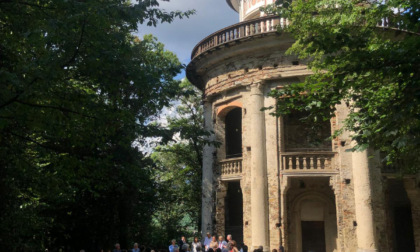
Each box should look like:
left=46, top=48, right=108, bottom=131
left=265, top=0, right=420, bottom=172
left=150, top=79, right=219, bottom=246
left=0, top=0, right=193, bottom=250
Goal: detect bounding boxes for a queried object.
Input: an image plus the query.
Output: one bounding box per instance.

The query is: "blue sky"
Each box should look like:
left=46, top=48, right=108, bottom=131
left=136, top=0, right=238, bottom=78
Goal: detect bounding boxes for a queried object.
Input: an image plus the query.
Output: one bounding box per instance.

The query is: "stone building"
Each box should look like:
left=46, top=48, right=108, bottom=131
left=186, top=1, right=420, bottom=251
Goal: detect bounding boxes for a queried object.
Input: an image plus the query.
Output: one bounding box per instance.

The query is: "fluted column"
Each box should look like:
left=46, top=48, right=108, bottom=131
left=352, top=148, right=378, bottom=252
left=250, top=83, right=269, bottom=251
left=202, top=101, right=215, bottom=237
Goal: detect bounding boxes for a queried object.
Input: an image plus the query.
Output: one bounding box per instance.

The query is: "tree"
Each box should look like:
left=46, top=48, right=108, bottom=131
left=0, top=1, right=192, bottom=251
left=265, top=0, right=420, bottom=172
left=150, top=79, right=218, bottom=247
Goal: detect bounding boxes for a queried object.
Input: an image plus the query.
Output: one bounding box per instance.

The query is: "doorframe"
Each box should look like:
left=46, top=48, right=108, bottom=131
left=290, top=192, right=337, bottom=252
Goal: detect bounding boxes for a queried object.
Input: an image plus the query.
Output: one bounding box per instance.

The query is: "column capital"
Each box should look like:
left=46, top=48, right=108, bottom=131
left=250, top=81, right=264, bottom=93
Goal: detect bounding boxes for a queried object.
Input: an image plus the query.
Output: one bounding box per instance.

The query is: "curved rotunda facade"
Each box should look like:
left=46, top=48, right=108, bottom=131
left=186, top=1, right=420, bottom=252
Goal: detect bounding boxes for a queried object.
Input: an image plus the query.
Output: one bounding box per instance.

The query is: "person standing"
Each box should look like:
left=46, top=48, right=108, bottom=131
left=225, top=235, right=232, bottom=251
left=192, top=237, right=202, bottom=252
left=203, top=232, right=212, bottom=251
left=179, top=236, right=187, bottom=252
left=113, top=243, right=122, bottom=252
left=209, top=236, right=218, bottom=251
left=169, top=239, right=179, bottom=252
left=217, top=236, right=226, bottom=250
left=229, top=241, right=238, bottom=252
left=132, top=243, right=140, bottom=252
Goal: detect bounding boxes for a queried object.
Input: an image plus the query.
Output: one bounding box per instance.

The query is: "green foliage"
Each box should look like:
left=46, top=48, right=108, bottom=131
left=150, top=80, right=218, bottom=247
left=265, top=0, right=420, bottom=172
left=0, top=0, right=193, bottom=251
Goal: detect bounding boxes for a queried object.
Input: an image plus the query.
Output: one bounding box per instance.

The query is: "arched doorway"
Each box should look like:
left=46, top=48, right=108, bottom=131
left=287, top=178, right=338, bottom=252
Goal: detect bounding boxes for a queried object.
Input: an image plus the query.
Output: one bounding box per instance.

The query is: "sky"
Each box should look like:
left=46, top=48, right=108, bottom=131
left=136, top=0, right=239, bottom=77
left=135, top=0, right=239, bottom=153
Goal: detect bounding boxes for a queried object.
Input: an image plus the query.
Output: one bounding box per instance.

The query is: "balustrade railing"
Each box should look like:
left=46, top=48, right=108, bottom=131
left=281, top=152, right=336, bottom=172
left=191, top=16, right=287, bottom=60
left=220, top=157, right=243, bottom=177
left=190, top=13, right=413, bottom=62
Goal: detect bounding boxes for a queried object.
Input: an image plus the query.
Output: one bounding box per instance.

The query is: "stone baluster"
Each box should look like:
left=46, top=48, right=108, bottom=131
left=325, top=157, right=330, bottom=169
left=310, top=157, right=314, bottom=169
left=288, top=156, right=293, bottom=170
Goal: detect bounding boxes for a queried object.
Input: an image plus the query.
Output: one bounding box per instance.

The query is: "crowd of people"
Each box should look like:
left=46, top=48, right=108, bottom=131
left=92, top=233, right=285, bottom=252
left=168, top=233, right=242, bottom=252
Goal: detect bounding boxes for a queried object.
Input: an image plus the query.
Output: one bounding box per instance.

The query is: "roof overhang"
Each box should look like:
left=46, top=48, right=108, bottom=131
left=226, top=0, right=240, bottom=12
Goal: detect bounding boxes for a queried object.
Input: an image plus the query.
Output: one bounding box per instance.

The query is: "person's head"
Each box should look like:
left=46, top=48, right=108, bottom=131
left=182, top=244, right=189, bottom=251
left=206, top=232, right=211, bottom=238
left=181, top=236, right=186, bottom=242
left=226, top=235, right=232, bottom=241
left=194, top=237, right=199, bottom=243
left=218, top=236, right=223, bottom=241
left=115, top=244, right=121, bottom=249
left=133, top=243, right=139, bottom=249
left=216, top=249, right=221, bottom=252
left=272, top=249, right=277, bottom=252
left=212, top=236, right=216, bottom=242
left=208, top=249, right=214, bottom=252
left=172, top=239, right=177, bottom=245
left=258, top=246, right=263, bottom=251
left=230, top=241, right=236, bottom=248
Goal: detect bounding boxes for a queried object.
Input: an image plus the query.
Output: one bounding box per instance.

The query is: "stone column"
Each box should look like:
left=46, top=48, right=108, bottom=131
left=279, top=176, right=290, bottom=252
left=352, top=148, right=378, bottom=252
left=202, top=101, right=215, bottom=237
left=250, top=83, right=269, bottom=251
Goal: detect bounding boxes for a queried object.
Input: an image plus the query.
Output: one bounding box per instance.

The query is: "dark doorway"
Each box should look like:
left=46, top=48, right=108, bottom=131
left=301, top=221, right=326, bottom=252
left=386, top=179, right=415, bottom=252
left=394, top=206, right=415, bottom=252
left=225, top=181, right=243, bottom=245
left=225, top=107, right=242, bottom=158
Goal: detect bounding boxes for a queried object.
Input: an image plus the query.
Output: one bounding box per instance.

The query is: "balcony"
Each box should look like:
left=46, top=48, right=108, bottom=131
left=220, top=157, right=243, bottom=180
left=191, top=15, right=288, bottom=60
left=280, top=152, right=337, bottom=173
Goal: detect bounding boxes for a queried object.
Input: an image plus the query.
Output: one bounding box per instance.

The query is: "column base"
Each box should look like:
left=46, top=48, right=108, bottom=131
left=357, top=249, right=377, bottom=252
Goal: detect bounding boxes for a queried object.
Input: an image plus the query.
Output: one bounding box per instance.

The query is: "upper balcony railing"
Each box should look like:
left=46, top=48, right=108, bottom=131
left=190, top=14, right=413, bottom=62
left=191, top=15, right=288, bottom=60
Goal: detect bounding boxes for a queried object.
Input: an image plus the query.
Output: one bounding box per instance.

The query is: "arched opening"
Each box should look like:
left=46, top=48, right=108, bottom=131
left=225, top=107, right=242, bottom=158
left=287, top=177, right=338, bottom=252
left=283, top=110, right=332, bottom=152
